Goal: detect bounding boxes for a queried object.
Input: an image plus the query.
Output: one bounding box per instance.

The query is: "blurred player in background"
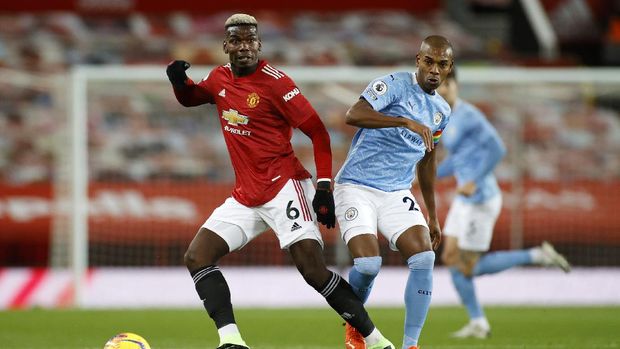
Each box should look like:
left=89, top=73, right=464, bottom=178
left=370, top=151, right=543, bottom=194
left=436, top=69, right=571, bottom=339
left=166, top=13, right=395, bottom=349
left=334, top=36, right=453, bottom=349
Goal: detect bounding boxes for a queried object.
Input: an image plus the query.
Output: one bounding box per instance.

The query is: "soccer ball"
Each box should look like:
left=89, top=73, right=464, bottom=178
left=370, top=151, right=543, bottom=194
left=103, top=333, right=151, bottom=349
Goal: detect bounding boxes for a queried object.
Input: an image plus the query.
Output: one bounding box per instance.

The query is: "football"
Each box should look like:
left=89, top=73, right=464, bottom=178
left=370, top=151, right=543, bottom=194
left=103, top=333, right=151, bottom=349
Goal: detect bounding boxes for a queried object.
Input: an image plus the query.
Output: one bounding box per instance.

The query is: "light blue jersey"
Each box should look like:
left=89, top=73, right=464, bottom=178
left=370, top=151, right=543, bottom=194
left=437, top=99, right=506, bottom=203
left=336, top=72, right=451, bottom=192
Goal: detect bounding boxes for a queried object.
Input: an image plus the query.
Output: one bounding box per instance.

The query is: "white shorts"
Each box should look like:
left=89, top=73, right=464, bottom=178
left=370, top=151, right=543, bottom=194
left=334, top=183, right=428, bottom=251
left=202, top=179, right=323, bottom=251
left=443, top=194, right=502, bottom=252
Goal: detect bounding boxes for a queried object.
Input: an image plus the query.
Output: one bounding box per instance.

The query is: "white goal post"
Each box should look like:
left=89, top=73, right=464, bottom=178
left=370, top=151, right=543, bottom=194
left=67, top=66, right=620, bottom=306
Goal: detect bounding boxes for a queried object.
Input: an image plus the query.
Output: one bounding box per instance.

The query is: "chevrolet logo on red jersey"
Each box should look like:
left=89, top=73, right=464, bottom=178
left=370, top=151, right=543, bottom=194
left=222, top=109, right=249, bottom=126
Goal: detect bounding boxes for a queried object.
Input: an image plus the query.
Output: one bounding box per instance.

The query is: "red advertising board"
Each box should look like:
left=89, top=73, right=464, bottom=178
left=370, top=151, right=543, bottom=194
left=1, top=180, right=619, bottom=264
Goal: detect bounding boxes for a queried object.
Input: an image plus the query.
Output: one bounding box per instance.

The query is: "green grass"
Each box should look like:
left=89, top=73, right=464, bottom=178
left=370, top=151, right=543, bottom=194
left=1, top=307, right=618, bottom=348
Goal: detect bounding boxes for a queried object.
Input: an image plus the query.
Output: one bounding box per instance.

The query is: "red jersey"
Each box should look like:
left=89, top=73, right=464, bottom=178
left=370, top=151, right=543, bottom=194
left=174, top=60, right=315, bottom=206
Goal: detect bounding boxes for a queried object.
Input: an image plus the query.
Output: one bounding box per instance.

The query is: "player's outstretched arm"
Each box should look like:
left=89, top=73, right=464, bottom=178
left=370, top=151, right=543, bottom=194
left=346, top=98, right=410, bottom=128
left=298, top=112, right=335, bottom=229
left=346, top=99, right=434, bottom=150
left=416, top=149, right=441, bottom=250
left=166, top=60, right=212, bottom=107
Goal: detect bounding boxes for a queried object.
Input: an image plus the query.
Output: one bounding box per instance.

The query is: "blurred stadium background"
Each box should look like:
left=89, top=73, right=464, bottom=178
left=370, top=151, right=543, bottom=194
left=1, top=0, right=619, bottom=348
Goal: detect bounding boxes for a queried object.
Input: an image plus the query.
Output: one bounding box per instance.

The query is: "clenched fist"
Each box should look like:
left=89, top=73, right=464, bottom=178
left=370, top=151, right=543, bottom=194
left=166, top=60, right=191, bottom=87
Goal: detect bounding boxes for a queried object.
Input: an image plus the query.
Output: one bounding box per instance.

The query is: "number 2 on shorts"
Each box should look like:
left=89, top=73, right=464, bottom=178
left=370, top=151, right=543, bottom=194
left=402, top=196, right=419, bottom=211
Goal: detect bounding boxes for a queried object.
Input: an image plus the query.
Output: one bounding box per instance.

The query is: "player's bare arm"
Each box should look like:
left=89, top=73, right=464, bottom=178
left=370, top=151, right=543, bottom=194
left=346, top=98, right=434, bottom=150
left=416, top=148, right=441, bottom=250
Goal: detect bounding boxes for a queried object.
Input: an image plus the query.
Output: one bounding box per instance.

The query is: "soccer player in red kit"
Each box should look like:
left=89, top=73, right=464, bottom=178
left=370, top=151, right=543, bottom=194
left=166, top=14, right=395, bottom=349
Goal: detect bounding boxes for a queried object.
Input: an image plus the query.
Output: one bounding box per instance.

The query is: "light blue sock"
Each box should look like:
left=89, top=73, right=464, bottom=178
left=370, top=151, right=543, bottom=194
left=449, top=267, right=484, bottom=319
left=473, top=250, right=533, bottom=276
left=348, top=256, right=382, bottom=303
left=403, top=251, right=435, bottom=348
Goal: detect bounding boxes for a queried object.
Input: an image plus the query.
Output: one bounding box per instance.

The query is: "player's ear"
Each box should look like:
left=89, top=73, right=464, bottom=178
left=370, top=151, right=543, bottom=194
left=223, top=40, right=229, bottom=54
left=415, top=53, right=420, bottom=67
left=258, top=40, right=262, bottom=52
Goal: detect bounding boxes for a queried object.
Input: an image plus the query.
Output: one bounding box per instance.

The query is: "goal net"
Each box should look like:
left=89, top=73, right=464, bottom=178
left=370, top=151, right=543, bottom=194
left=48, top=66, right=620, bottom=294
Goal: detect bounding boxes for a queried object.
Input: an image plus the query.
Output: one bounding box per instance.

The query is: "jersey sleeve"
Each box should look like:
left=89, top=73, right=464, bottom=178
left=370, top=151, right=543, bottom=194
left=360, top=74, right=400, bottom=112
left=196, top=72, right=216, bottom=104
left=270, top=75, right=316, bottom=128
left=172, top=71, right=215, bottom=106
left=463, top=110, right=506, bottom=182
left=432, top=106, right=451, bottom=145
left=437, top=155, right=455, bottom=179
left=298, top=112, right=333, bottom=180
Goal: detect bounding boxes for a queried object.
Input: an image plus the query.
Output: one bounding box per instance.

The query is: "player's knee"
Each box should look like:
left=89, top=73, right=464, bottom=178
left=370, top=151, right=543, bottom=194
left=459, top=260, right=476, bottom=277
left=298, top=263, right=330, bottom=289
left=183, top=245, right=222, bottom=270
left=353, top=256, right=382, bottom=277
left=457, top=251, right=480, bottom=277
left=407, top=250, right=435, bottom=270
left=441, top=249, right=457, bottom=266
left=183, top=248, right=199, bottom=270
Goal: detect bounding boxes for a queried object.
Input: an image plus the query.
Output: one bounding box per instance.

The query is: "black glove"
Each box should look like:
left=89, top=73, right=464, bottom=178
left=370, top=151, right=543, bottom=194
left=166, top=60, right=190, bottom=87
left=312, top=181, right=336, bottom=228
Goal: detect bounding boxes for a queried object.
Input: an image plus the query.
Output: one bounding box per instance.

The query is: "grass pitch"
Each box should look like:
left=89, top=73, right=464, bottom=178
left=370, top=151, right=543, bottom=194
left=1, top=306, right=618, bottom=349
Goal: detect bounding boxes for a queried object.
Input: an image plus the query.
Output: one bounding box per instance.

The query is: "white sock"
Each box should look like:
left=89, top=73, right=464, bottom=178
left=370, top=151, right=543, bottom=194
left=364, top=327, right=384, bottom=346
left=218, top=324, right=247, bottom=346
left=471, top=317, right=490, bottom=329
left=529, top=247, right=544, bottom=264
left=218, top=324, right=241, bottom=337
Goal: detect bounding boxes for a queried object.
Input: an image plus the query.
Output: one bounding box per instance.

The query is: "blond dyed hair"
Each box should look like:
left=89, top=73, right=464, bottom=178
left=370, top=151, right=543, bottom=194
left=224, top=14, right=258, bottom=29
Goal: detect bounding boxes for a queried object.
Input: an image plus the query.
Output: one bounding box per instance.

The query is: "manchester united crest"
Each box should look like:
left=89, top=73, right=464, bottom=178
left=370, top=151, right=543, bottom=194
left=247, top=92, right=260, bottom=108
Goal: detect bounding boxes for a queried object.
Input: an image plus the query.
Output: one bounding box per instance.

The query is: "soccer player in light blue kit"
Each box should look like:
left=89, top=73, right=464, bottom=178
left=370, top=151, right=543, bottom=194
left=335, top=36, right=454, bottom=349
left=436, top=69, right=571, bottom=339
